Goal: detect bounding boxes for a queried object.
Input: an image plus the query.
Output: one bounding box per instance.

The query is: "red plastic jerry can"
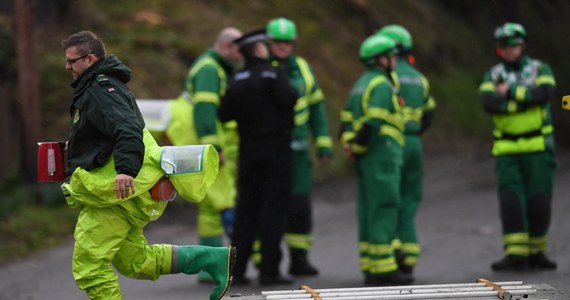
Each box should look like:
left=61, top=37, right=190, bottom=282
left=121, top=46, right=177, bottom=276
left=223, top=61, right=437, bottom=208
left=37, top=142, right=66, bottom=182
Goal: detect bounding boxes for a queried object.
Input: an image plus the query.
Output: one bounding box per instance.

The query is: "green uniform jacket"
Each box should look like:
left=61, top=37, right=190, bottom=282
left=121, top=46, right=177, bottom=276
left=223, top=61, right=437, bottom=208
left=185, top=48, right=237, bottom=154
left=479, top=55, right=556, bottom=156
left=67, top=55, right=145, bottom=178
left=340, top=67, right=404, bottom=158
left=271, top=55, right=333, bottom=156
left=395, top=58, right=436, bottom=135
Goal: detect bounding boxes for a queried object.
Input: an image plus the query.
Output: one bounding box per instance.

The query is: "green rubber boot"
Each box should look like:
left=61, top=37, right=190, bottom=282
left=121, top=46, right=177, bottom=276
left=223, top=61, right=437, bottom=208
left=198, top=236, right=224, bottom=282
left=174, top=245, right=236, bottom=300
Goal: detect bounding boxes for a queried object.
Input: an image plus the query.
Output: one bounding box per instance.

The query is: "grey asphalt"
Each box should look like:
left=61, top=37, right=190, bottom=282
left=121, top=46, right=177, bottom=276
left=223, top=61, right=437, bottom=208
left=0, top=150, right=568, bottom=299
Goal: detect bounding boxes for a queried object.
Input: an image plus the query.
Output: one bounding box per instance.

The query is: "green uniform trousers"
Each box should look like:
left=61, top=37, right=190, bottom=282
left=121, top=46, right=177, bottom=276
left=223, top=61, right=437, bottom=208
left=496, top=150, right=555, bottom=256
left=396, top=135, right=423, bottom=266
left=285, top=149, right=313, bottom=252
left=355, top=142, right=402, bottom=276
left=73, top=205, right=172, bottom=300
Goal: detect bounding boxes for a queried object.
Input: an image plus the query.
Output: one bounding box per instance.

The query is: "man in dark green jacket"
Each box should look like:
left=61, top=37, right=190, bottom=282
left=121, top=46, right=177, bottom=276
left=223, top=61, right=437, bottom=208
left=479, top=23, right=557, bottom=272
left=63, top=31, right=234, bottom=300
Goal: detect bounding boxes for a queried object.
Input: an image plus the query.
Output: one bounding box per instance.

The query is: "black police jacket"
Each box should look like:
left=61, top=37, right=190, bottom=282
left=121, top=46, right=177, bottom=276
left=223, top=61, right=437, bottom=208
left=218, top=57, right=297, bottom=155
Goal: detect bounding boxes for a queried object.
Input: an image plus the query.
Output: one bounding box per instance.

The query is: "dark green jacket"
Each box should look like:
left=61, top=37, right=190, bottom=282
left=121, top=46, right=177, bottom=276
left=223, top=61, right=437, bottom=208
left=67, top=55, right=145, bottom=177
left=270, top=55, right=333, bottom=157
left=341, top=67, right=404, bottom=157
left=395, top=58, right=436, bottom=135
left=185, top=49, right=234, bottom=150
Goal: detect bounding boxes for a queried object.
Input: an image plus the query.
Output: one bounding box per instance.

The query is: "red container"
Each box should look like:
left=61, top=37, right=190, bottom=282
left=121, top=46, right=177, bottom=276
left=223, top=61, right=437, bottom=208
left=150, top=177, right=177, bottom=202
left=37, top=142, right=65, bottom=182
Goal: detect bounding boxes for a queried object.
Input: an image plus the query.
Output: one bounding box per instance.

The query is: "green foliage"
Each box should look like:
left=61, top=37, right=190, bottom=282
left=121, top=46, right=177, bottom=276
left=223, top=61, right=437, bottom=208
left=0, top=21, right=15, bottom=81
left=0, top=205, right=77, bottom=266
left=431, top=68, right=492, bottom=135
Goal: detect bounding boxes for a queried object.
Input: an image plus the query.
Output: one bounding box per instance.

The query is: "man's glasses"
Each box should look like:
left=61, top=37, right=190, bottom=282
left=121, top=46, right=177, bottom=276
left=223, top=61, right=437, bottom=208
left=66, top=52, right=94, bottom=65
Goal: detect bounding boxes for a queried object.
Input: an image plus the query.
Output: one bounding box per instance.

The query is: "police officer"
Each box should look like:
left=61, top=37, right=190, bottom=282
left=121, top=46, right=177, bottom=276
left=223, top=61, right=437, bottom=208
left=377, top=25, right=436, bottom=280
left=340, top=34, right=412, bottom=286
left=479, top=22, right=557, bottom=271
left=219, top=29, right=297, bottom=285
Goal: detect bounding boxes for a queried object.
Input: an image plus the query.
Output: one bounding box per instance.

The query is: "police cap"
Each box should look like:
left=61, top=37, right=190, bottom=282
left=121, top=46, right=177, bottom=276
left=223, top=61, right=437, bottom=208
left=233, top=29, right=266, bottom=49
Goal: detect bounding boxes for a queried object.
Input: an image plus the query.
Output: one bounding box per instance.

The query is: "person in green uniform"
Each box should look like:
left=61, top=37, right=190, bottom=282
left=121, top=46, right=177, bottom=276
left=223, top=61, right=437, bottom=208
left=479, top=22, right=557, bottom=271
left=260, top=17, right=333, bottom=276
left=377, top=25, right=436, bottom=280
left=340, top=34, right=412, bottom=286
left=61, top=30, right=235, bottom=300
left=182, top=27, right=242, bottom=281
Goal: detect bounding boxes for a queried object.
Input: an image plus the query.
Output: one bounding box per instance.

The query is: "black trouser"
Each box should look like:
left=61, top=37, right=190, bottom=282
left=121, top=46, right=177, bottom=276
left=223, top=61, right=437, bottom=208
left=232, top=149, right=292, bottom=278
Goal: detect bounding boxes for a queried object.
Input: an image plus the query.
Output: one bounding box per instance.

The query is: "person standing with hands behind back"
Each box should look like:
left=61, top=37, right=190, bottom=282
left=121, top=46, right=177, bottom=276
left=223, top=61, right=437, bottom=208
left=340, top=34, right=412, bottom=286
left=377, top=24, right=436, bottom=281
left=479, top=22, right=557, bottom=272
left=219, top=29, right=297, bottom=285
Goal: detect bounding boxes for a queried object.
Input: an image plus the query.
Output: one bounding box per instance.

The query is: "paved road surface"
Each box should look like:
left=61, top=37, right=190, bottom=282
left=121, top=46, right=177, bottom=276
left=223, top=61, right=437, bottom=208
left=1, top=150, right=568, bottom=299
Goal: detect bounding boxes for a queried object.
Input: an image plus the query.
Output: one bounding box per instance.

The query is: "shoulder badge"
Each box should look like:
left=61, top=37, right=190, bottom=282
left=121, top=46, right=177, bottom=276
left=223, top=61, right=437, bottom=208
left=73, top=109, right=80, bottom=124
left=96, top=74, right=111, bottom=86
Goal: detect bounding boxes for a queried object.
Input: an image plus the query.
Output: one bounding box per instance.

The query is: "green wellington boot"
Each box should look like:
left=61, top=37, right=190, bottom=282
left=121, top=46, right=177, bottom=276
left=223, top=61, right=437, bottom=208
left=198, top=237, right=224, bottom=283
left=175, top=245, right=236, bottom=300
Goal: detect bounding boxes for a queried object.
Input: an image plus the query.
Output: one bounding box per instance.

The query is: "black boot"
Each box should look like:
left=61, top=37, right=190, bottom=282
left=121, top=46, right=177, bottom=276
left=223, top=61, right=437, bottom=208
left=529, top=253, right=557, bottom=270
left=491, top=255, right=530, bottom=271
left=365, top=271, right=413, bottom=286
left=289, top=249, right=319, bottom=276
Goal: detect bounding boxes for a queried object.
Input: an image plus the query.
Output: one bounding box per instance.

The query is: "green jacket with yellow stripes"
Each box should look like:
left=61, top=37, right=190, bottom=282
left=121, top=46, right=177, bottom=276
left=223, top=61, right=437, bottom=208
left=271, top=55, right=333, bottom=157
left=394, top=58, right=436, bottom=135
left=479, top=55, right=556, bottom=156
left=185, top=49, right=236, bottom=152
left=340, top=66, right=404, bottom=158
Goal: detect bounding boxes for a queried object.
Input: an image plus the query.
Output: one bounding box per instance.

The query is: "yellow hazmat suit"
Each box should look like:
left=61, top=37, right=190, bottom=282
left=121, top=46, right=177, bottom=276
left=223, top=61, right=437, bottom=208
left=62, top=129, right=233, bottom=300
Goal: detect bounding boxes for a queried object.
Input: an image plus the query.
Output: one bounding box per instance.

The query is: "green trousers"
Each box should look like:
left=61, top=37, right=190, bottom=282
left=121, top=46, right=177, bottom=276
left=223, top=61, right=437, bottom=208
left=495, top=150, right=555, bottom=257
left=396, top=135, right=423, bottom=267
left=286, top=150, right=314, bottom=253
left=355, top=140, right=402, bottom=276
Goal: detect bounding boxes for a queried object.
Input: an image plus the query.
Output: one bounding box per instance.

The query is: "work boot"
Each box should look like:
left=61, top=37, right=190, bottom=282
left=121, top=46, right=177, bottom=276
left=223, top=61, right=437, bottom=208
left=197, top=237, right=224, bottom=283
left=365, top=271, right=413, bottom=286
left=174, top=245, right=236, bottom=300
left=289, top=249, right=319, bottom=276
left=491, top=255, right=530, bottom=272
left=529, top=253, right=557, bottom=270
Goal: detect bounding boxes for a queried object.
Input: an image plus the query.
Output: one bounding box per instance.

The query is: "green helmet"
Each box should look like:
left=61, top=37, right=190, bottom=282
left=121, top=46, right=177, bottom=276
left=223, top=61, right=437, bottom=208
left=377, top=24, right=412, bottom=52
left=266, top=18, right=297, bottom=41
left=494, top=22, right=527, bottom=46
left=359, top=34, right=397, bottom=65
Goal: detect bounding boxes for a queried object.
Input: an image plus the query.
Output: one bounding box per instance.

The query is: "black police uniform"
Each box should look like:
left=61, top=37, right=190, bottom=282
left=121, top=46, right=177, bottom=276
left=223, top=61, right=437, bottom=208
left=218, top=34, right=297, bottom=283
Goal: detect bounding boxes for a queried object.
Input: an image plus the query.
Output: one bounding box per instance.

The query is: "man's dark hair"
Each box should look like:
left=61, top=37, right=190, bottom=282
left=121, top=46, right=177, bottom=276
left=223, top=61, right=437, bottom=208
left=62, top=31, right=106, bottom=59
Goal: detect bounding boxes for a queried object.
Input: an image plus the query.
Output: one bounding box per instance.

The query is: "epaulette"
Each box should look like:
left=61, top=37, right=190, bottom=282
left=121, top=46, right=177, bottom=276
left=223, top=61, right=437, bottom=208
left=96, top=74, right=112, bottom=86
